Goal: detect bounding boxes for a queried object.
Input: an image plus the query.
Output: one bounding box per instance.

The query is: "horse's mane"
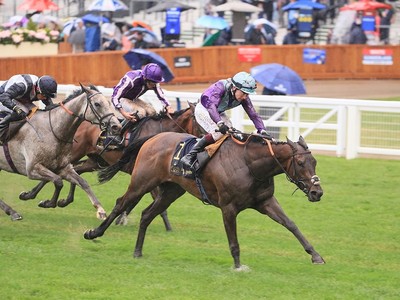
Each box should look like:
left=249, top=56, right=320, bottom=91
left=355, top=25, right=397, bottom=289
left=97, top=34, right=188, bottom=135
left=141, top=107, right=190, bottom=122
left=41, top=85, right=100, bottom=112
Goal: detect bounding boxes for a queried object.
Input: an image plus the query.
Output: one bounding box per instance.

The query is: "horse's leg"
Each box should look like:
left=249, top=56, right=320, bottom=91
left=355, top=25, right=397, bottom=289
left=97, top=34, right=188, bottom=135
left=115, top=187, right=173, bottom=231
left=26, top=164, right=64, bottom=209
left=58, top=158, right=100, bottom=208
left=60, top=166, right=107, bottom=220
left=0, top=199, right=23, bottom=221
left=220, top=205, right=247, bottom=271
left=19, top=181, right=48, bottom=201
left=134, top=183, right=184, bottom=258
left=257, top=196, right=325, bottom=264
left=84, top=192, right=145, bottom=239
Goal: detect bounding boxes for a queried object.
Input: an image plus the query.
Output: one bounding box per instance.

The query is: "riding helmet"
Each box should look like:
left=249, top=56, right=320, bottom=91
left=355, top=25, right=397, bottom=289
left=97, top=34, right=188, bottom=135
left=142, top=63, right=165, bottom=83
left=231, top=72, right=257, bottom=94
left=37, top=75, right=58, bottom=98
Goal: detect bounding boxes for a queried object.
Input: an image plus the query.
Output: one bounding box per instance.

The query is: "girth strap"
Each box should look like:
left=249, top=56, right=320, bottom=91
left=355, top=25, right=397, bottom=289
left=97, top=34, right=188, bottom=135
left=2, top=142, right=19, bottom=174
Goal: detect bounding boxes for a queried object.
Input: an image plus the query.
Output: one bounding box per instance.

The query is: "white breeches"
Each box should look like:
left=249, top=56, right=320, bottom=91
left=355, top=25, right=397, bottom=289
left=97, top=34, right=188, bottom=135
left=194, top=102, right=232, bottom=141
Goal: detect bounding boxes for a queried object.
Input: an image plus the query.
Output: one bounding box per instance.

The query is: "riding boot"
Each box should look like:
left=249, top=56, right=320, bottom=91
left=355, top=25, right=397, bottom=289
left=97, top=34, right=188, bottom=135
left=180, top=134, right=214, bottom=169
left=0, top=112, right=20, bottom=131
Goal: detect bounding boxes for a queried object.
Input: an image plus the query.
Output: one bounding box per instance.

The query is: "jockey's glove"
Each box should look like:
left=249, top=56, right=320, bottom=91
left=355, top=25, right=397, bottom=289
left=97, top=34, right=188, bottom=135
left=13, top=105, right=27, bottom=118
left=217, top=121, right=229, bottom=134
left=259, top=129, right=273, bottom=140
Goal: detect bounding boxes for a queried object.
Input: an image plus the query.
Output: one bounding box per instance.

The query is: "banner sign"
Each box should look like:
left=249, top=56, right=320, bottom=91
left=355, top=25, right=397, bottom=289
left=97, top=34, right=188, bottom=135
left=237, top=47, right=262, bottom=62
left=174, top=56, right=191, bottom=68
left=166, top=8, right=181, bottom=35
left=362, top=48, right=393, bottom=65
left=303, top=48, right=326, bottom=64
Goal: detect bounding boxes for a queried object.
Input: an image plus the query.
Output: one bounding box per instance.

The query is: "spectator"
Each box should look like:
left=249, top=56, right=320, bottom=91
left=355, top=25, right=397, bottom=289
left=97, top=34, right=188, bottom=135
left=67, top=19, right=85, bottom=53
left=131, top=31, right=149, bottom=49
left=256, top=0, right=275, bottom=21
left=245, top=23, right=276, bottom=45
left=379, top=8, right=395, bottom=45
left=214, top=27, right=232, bottom=45
left=102, top=22, right=122, bottom=50
left=349, top=19, right=367, bottom=44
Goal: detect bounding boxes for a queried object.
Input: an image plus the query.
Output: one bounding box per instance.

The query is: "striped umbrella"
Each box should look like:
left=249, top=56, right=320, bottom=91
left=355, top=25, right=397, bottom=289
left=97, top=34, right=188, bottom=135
left=88, top=0, right=128, bottom=12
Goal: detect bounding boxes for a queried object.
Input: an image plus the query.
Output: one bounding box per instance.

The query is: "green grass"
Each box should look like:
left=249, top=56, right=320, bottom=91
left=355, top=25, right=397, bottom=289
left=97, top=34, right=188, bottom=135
left=1, top=155, right=400, bottom=299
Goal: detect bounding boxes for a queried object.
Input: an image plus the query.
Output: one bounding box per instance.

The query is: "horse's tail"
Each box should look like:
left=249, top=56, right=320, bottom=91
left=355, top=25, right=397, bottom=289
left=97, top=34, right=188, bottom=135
left=98, top=134, right=157, bottom=184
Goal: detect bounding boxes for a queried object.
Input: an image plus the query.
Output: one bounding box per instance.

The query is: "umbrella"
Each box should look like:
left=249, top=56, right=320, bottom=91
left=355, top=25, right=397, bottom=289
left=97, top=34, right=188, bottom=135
left=127, top=27, right=161, bottom=45
left=282, top=0, right=327, bottom=11
left=82, top=14, right=110, bottom=24
left=132, top=20, right=152, bottom=31
left=2, top=15, right=28, bottom=27
left=196, top=15, right=229, bottom=30
left=253, top=18, right=278, bottom=31
left=250, top=63, right=306, bottom=95
left=146, top=1, right=196, bottom=13
left=340, top=0, right=392, bottom=12
left=18, top=0, right=59, bottom=12
left=88, top=0, right=128, bottom=12
left=123, top=49, right=175, bottom=82
left=202, top=31, right=221, bottom=47
left=212, top=1, right=262, bottom=13
left=62, top=18, right=83, bottom=36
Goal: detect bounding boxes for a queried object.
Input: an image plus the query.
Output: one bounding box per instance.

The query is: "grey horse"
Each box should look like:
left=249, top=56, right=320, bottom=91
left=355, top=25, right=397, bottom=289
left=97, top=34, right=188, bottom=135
left=0, top=84, right=121, bottom=221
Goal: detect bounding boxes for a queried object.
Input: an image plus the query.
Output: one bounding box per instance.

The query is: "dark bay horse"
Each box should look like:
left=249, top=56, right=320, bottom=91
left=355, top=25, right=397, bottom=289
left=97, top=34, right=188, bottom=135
left=84, top=132, right=325, bottom=270
left=0, top=84, right=121, bottom=220
left=19, top=102, right=203, bottom=227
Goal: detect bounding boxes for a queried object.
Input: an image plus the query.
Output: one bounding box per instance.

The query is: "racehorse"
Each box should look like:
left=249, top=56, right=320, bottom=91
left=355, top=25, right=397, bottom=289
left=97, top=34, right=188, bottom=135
left=84, top=131, right=325, bottom=270
left=0, top=84, right=121, bottom=220
left=18, top=102, right=203, bottom=227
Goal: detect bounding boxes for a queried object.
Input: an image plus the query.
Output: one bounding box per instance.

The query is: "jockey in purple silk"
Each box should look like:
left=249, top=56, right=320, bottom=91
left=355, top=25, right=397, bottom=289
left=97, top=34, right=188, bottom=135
left=180, top=71, right=272, bottom=169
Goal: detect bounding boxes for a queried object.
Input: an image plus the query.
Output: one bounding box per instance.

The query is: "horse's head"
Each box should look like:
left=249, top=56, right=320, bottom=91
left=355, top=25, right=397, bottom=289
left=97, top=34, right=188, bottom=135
left=79, top=84, right=121, bottom=135
left=286, top=136, right=323, bottom=202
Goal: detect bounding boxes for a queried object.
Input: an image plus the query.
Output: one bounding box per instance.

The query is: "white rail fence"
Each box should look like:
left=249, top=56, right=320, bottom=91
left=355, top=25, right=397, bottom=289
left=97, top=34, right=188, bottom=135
left=4, top=83, right=400, bottom=160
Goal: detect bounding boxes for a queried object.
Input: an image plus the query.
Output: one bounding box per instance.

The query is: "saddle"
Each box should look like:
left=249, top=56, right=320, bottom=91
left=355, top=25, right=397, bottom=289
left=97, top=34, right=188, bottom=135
left=170, top=135, right=228, bottom=179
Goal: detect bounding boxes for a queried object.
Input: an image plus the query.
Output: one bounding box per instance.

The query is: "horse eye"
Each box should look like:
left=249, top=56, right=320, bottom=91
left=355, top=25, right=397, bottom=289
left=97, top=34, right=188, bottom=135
left=94, top=102, right=101, bottom=107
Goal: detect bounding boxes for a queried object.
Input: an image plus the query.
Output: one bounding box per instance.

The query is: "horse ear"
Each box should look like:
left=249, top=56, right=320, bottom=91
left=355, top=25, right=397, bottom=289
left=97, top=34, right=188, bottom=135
left=298, top=135, right=309, bottom=150
left=79, top=83, right=89, bottom=94
left=188, top=101, right=196, bottom=110
left=286, top=136, right=296, bottom=150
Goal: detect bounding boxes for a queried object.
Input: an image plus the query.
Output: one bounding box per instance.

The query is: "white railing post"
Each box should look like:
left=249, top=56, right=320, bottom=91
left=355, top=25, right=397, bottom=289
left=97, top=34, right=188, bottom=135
left=346, top=106, right=361, bottom=159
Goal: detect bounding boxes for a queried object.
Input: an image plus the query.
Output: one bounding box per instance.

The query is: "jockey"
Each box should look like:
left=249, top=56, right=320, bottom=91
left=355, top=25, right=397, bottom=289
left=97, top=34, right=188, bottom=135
left=0, top=74, right=57, bottom=130
left=180, top=71, right=272, bottom=169
left=108, top=63, right=174, bottom=145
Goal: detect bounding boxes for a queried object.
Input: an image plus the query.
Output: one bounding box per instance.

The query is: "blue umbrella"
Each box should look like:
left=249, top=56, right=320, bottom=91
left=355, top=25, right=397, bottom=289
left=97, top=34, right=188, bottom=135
left=250, top=63, right=306, bottom=95
left=196, top=15, right=229, bottom=30
left=88, top=0, right=128, bottom=12
left=127, top=27, right=160, bottom=45
left=123, top=49, right=175, bottom=83
left=81, top=14, right=109, bottom=24
left=282, top=0, right=327, bottom=11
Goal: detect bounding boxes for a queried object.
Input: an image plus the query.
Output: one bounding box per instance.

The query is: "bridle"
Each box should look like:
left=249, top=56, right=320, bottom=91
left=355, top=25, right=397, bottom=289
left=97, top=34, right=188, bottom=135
left=244, top=136, right=320, bottom=195
left=50, top=90, right=115, bottom=143
left=264, top=138, right=321, bottom=195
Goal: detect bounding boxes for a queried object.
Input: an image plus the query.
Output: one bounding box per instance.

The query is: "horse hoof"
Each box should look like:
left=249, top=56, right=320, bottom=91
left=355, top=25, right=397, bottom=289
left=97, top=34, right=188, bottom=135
left=11, top=213, right=23, bottom=221
left=312, top=257, right=326, bottom=264
left=133, top=251, right=142, bottom=258
left=38, top=201, right=56, bottom=208
left=19, top=192, right=31, bottom=201
left=57, top=199, right=71, bottom=208
left=96, top=212, right=107, bottom=220
left=83, top=230, right=96, bottom=240
left=232, top=265, right=251, bottom=272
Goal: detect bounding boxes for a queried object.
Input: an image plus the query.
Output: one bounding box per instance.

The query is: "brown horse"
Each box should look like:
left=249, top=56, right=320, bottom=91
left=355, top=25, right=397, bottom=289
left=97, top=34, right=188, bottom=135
left=19, top=102, right=204, bottom=227
left=84, top=131, right=325, bottom=270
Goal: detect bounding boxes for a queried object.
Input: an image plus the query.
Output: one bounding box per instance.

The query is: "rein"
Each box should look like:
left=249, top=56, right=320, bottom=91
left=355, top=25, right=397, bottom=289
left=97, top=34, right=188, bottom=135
left=244, top=136, right=320, bottom=195
left=50, top=91, right=114, bottom=144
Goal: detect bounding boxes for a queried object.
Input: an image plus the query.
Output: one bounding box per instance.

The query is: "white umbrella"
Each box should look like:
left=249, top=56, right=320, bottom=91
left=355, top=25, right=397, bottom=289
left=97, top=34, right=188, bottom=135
left=253, top=18, right=277, bottom=31
left=88, top=0, right=128, bottom=12
left=212, top=1, right=262, bottom=13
